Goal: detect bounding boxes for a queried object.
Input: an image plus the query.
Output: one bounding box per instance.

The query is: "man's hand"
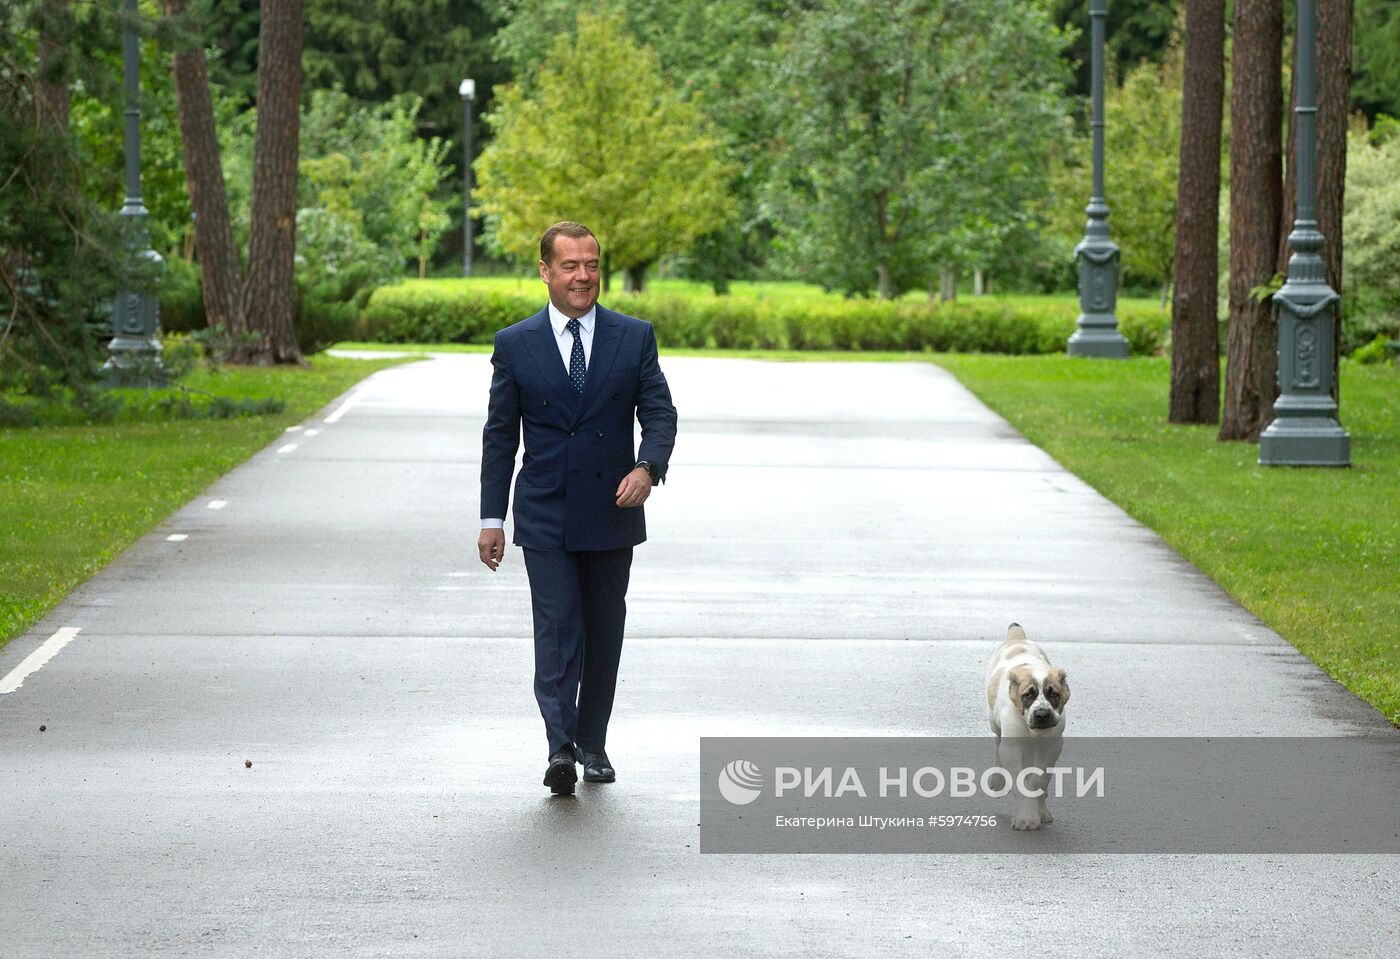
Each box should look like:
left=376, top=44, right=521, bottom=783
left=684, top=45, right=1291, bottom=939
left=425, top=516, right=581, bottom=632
left=615, top=467, right=653, bottom=508
left=478, top=527, right=506, bottom=571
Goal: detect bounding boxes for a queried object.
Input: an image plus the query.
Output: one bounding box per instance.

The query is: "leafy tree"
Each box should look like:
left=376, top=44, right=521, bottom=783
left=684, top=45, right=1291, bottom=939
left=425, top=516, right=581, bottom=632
left=1, top=5, right=130, bottom=403
left=1048, top=0, right=1179, bottom=100
left=1343, top=117, right=1400, bottom=343
left=765, top=0, right=1069, bottom=299
left=67, top=4, right=190, bottom=256
left=1050, top=50, right=1181, bottom=300
left=491, top=0, right=787, bottom=287
left=297, top=90, right=453, bottom=285
left=474, top=12, right=734, bottom=290
left=1352, top=0, right=1400, bottom=120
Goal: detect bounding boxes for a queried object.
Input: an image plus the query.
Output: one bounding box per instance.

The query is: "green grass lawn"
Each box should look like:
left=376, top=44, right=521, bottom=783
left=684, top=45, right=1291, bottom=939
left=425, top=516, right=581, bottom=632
left=934, top=354, right=1400, bottom=726
left=0, top=354, right=411, bottom=651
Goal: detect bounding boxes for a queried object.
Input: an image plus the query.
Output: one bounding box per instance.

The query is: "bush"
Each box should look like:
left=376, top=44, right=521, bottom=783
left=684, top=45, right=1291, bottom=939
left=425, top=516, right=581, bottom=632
left=361, top=281, right=1169, bottom=356
left=156, top=259, right=362, bottom=357
left=159, top=257, right=206, bottom=334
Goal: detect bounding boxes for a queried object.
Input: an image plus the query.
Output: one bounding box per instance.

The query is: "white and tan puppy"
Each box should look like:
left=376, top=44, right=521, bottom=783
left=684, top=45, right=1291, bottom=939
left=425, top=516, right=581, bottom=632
left=985, top=623, right=1070, bottom=830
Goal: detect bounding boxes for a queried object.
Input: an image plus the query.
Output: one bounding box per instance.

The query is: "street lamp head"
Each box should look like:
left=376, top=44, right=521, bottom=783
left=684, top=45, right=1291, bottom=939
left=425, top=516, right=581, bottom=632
left=459, top=78, right=476, bottom=100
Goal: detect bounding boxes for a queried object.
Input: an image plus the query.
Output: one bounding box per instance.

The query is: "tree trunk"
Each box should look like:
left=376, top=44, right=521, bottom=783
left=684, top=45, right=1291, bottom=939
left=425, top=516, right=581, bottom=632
left=624, top=264, right=646, bottom=292
left=1168, top=0, right=1225, bottom=424
left=939, top=266, right=956, bottom=301
left=164, top=0, right=247, bottom=346
left=973, top=267, right=984, bottom=296
left=36, top=0, right=70, bottom=132
left=1220, top=0, right=1283, bottom=441
left=243, top=0, right=305, bottom=365
left=876, top=263, right=891, bottom=300
left=1277, top=0, right=1352, bottom=401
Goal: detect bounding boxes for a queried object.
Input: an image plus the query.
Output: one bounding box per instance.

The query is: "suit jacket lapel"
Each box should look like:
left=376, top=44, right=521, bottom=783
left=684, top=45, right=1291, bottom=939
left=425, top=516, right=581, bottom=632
left=522, top=308, right=579, bottom=410
left=574, top=306, right=624, bottom=425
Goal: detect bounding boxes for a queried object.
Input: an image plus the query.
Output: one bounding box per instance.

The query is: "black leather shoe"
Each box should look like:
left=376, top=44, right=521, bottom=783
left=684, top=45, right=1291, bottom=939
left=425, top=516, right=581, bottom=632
left=580, top=749, right=615, bottom=783
left=543, top=747, right=577, bottom=795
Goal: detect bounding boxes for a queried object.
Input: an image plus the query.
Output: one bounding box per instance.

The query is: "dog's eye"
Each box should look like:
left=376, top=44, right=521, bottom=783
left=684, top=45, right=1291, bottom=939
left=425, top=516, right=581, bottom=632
left=1021, top=690, right=1036, bottom=704
left=1047, top=688, right=1060, bottom=703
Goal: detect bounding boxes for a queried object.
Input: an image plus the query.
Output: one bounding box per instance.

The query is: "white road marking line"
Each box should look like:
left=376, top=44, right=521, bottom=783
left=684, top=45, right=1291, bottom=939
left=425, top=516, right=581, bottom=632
left=324, top=390, right=361, bottom=424
left=0, top=627, right=82, bottom=695
left=285, top=425, right=304, bottom=433
left=304, top=428, right=320, bottom=437
left=208, top=500, right=227, bottom=510
left=277, top=443, right=298, bottom=454
left=167, top=534, right=189, bottom=542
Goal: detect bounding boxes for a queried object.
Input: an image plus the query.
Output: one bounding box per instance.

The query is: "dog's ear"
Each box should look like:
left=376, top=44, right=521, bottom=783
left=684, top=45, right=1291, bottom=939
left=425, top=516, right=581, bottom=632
left=1054, top=668, right=1070, bottom=704
left=1007, top=667, right=1028, bottom=696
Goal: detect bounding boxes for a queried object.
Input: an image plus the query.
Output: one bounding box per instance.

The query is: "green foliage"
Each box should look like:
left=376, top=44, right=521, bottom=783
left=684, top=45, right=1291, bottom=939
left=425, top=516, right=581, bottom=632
left=1353, top=0, right=1400, bottom=120
left=68, top=1, right=191, bottom=256
left=474, top=12, right=735, bottom=274
left=159, top=256, right=206, bottom=334
left=491, top=0, right=785, bottom=285
left=1048, top=0, right=1178, bottom=100
left=1048, top=49, right=1181, bottom=297
left=209, top=89, right=455, bottom=352
left=0, top=6, right=131, bottom=403
left=764, top=0, right=1070, bottom=298
left=201, top=0, right=504, bottom=137
left=297, top=89, right=455, bottom=281
left=1343, top=116, right=1400, bottom=349
left=361, top=281, right=1167, bottom=355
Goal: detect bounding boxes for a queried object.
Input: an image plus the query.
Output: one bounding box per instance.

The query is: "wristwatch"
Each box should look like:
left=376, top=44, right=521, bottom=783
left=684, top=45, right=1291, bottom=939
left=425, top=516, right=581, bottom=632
left=635, top=460, right=659, bottom=483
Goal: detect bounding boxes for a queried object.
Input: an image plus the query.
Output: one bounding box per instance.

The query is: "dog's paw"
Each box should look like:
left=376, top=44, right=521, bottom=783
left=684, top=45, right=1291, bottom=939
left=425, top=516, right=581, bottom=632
left=1011, top=814, right=1042, bottom=831
left=1038, top=807, right=1053, bottom=824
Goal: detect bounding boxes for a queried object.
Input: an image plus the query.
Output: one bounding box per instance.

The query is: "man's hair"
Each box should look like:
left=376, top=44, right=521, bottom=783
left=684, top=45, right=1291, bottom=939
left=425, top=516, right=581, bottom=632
left=539, top=221, right=599, bottom=265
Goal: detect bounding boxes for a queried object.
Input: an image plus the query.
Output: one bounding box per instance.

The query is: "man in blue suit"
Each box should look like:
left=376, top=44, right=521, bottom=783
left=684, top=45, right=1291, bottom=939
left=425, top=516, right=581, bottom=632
left=477, top=221, right=677, bottom=795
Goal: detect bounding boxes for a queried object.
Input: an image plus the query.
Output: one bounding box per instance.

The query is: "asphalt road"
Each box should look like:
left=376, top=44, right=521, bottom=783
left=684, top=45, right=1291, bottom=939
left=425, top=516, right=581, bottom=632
left=1, top=352, right=1394, bottom=957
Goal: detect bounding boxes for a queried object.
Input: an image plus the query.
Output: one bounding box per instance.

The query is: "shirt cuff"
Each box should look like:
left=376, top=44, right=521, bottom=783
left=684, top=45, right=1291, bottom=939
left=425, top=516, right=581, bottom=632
left=481, top=518, right=505, bottom=529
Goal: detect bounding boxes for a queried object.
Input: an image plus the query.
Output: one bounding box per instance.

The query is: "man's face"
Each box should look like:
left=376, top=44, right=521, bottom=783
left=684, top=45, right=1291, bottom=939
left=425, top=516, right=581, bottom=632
left=539, top=234, right=601, bottom=317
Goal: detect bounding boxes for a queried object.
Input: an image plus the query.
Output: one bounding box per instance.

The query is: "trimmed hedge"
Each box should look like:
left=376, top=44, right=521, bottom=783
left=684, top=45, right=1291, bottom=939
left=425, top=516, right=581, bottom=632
left=360, top=283, right=1168, bottom=356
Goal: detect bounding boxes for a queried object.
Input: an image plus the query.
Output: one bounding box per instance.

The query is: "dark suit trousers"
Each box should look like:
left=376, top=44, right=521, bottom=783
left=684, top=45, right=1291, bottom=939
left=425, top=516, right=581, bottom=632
left=522, top=546, right=633, bottom=756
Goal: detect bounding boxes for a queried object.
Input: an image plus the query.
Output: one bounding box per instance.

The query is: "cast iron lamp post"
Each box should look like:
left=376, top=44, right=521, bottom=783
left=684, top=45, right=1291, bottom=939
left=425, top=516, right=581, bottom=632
left=103, top=0, right=164, bottom=384
left=1259, top=0, right=1350, bottom=466
left=460, top=78, right=476, bottom=277
left=1067, top=0, right=1129, bottom=358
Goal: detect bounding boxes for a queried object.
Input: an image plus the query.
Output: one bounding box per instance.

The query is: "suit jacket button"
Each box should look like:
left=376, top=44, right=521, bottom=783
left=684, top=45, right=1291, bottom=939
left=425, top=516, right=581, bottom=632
left=596, top=431, right=604, bottom=438
left=569, top=430, right=575, bottom=436
left=543, top=399, right=549, bottom=406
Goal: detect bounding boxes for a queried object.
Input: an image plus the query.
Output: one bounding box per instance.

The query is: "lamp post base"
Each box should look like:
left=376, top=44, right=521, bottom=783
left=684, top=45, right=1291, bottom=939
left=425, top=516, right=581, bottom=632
left=100, top=334, right=166, bottom=390
left=1067, top=320, right=1130, bottom=358
left=1259, top=416, right=1350, bottom=467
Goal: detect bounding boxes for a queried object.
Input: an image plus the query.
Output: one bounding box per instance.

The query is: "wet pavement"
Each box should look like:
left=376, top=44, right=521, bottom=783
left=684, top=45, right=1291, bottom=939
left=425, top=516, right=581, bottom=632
left=1, top=352, right=1393, bottom=957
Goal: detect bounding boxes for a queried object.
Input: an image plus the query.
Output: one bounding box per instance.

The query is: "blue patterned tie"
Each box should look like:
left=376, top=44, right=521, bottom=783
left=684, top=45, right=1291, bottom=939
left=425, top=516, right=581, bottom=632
left=566, top=317, right=586, bottom=393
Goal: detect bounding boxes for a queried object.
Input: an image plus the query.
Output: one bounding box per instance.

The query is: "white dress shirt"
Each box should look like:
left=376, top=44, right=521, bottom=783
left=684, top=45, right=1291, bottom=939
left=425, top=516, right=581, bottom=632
left=481, top=304, right=596, bottom=529
left=547, top=302, right=595, bottom=371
